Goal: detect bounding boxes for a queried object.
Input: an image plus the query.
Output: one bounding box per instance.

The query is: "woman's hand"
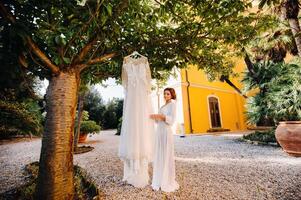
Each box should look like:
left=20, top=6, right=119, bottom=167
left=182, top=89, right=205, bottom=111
left=150, top=114, right=165, bottom=121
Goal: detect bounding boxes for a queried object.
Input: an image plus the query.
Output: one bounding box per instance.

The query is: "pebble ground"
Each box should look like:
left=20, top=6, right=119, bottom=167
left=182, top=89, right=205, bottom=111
left=1, top=130, right=300, bottom=200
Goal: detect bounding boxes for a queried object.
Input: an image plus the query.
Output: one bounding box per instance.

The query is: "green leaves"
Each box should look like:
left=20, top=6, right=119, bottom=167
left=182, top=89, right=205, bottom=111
left=63, top=57, right=71, bottom=64
left=258, top=0, right=280, bottom=9
left=243, top=59, right=301, bottom=124
left=105, top=4, right=112, bottom=16
left=55, top=35, right=67, bottom=46
left=267, top=60, right=301, bottom=121
left=0, top=99, right=44, bottom=137
left=54, top=56, right=71, bottom=65
left=2, top=0, right=276, bottom=83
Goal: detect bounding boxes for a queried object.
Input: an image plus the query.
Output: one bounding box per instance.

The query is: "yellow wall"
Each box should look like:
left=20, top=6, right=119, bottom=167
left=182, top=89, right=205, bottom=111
left=181, top=60, right=248, bottom=134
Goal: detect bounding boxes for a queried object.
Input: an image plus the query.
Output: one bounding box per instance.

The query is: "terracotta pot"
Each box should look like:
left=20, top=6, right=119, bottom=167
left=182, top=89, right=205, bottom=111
left=79, top=133, right=88, bottom=143
left=275, top=121, right=301, bottom=157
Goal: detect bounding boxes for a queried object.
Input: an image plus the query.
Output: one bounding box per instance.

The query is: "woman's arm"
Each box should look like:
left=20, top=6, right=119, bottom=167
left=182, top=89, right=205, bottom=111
left=150, top=102, right=177, bottom=125
left=164, top=102, right=177, bottom=125
left=150, top=114, right=165, bottom=121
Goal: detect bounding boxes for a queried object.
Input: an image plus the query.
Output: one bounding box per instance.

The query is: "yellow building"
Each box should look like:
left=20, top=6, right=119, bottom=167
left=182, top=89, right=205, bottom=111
left=152, top=59, right=248, bottom=134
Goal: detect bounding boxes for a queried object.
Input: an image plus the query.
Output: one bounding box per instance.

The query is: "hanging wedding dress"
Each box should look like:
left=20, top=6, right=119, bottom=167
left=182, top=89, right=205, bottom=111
left=118, top=52, right=154, bottom=188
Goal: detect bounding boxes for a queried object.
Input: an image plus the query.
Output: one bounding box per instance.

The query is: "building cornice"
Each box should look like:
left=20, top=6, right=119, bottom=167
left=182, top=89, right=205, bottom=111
left=181, top=82, right=239, bottom=95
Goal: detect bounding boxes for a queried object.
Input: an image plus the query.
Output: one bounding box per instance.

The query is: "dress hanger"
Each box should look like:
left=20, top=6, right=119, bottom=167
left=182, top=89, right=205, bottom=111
left=124, top=51, right=146, bottom=59
left=130, top=51, right=142, bottom=59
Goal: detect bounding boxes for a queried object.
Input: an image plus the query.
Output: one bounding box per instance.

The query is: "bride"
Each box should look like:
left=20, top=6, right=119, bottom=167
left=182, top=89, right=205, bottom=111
left=150, top=87, right=179, bottom=192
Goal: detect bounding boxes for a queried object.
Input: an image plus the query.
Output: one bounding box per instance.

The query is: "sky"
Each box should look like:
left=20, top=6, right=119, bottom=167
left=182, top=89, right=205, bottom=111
left=39, top=78, right=124, bottom=103
left=38, top=68, right=180, bottom=103
left=93, top=78, right=124, bottom=102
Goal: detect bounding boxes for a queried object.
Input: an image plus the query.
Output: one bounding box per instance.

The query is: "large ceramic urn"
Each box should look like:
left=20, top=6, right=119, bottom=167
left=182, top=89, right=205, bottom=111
left=275, top=121, right=301, bottom=157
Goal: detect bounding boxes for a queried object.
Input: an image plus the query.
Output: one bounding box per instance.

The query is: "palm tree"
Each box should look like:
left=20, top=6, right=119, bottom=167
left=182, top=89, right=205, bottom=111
left=259, top=0, right=301, bottom=57
left=248, top=28, right=297, bottom=62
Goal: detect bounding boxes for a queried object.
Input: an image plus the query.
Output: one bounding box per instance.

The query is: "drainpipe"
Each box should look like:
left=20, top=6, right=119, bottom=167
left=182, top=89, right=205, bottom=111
left=185, top=69, right=193, bottom=133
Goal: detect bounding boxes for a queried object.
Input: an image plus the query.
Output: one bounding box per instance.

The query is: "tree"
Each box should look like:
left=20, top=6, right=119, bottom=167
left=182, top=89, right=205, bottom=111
left=74, top=83, right=90, bottom=150
left=267, top=59, right=301, bottom=121
left=102, top=98, right=123, bottom=129
left=259, top=0, right=301, bottom=57
left=0, top=14, right=44, bottom=138
left=115, top=98, right=124, bottom=122
left=242, top=60, right=301, bottom=125
left=246, top=28, right=298, bottom=62
left=0, top=99, right=44, bottom=138
left=0, top=0, right=272, bottom=198
left=83, top=88, right=106, bottom=126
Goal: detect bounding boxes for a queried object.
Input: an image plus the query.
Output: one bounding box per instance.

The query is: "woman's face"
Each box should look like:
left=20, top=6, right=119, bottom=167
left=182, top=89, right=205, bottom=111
left=164, top=90, right=172, bottom=101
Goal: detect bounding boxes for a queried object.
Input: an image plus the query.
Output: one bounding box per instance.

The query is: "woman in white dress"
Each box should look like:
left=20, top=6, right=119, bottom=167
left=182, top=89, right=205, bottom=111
left=150, top=88, right=179, bottom=192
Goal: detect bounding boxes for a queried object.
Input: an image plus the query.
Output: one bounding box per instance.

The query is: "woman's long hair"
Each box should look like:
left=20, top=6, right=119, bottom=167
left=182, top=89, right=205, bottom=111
left=164, top=88, right=176, bottom=100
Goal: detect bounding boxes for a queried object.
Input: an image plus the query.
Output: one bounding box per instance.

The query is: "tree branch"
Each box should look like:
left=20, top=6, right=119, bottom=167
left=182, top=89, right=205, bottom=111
left=88, top=52, right=117, bottom=64
left=71, top=0, right=130, bottom=65
left=0, top=2, right=15, bottom=23
left=25, top=37, right=60, bottom=74
left=243, top=49, right=255, bottom=75
left=220, top=75, right=247, bottom=98
left=72, top=36, right=98, bottom=65
left=64, top=1, right=104, bottom=56
left=77, top=52, right=118, bottom=72
left=153, top=0, right=186, bottom=23
left=0, top=2, right=60, bottom=75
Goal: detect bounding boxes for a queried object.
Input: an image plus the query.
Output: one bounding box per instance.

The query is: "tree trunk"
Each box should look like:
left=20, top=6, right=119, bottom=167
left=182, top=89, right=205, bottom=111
left=284, top=0, right=301, bottom=57
left=288, top=18, right=301, bottom=57
left=35, top=71, right=79, bottom=200
left=222, top=76, right=248, bottom=98
left=74, top=92, right=85, bottom=150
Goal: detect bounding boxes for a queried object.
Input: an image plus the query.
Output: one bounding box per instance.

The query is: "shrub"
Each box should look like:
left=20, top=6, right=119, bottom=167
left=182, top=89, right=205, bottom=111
left=243, top=60, right=301, bottom=125
left=243, top=129, right=277, bottom=144
left=267, top=60, right=301, bottom=121
left=0, top=99, right=44, bottom=138
left=79, top=120, right=101, bottom=134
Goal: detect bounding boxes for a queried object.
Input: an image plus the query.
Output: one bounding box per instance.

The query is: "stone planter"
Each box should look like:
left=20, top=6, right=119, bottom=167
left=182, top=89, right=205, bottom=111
left=275, top=121, right=301, bottom=157
left=79, top=133, right=88, bottom=143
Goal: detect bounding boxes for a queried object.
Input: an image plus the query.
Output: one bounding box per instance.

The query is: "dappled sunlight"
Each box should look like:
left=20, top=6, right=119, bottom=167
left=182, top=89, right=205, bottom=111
left=175, top=156, right=301, bottom=165
left=82, top=139, right=104, bottom=144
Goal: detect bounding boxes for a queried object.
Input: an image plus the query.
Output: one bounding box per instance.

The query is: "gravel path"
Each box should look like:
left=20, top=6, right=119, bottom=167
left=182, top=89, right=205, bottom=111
left=0, top=130, right=301, bottom=200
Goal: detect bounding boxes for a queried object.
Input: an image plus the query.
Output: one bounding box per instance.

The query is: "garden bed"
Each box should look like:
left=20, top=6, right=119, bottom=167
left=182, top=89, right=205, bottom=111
left=0, top=162, right=104, bottom=200
left=239, top=129, right=280, bottom=147
left=0, top=135, right=40, bottom=145
left=74, top=145, right=95, bottom=154
left=207, top=128, right=230, bottom=132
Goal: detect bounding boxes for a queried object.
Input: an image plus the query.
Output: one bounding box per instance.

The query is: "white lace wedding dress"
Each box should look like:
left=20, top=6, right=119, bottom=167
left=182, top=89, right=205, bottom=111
left=118, top=53, right=154, bottom=188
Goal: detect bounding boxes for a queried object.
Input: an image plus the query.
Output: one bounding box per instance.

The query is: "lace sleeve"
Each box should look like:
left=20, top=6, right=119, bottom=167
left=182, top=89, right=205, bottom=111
left=145, top=59, right=152, bottom=94
left=121, top=59, right=127, bottom=90
left=165, top=101, right=177, bottom=125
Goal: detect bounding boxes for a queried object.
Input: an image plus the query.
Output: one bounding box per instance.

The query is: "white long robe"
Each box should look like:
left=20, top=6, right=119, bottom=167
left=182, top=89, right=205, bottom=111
left=152, top=99, right=179, bottom=192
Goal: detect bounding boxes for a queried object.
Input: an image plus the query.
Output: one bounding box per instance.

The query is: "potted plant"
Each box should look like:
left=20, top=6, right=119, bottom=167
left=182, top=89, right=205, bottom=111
left=75, top=110, right=101, bottom=143
left=268, top=61, right=301, bottom=156
left=78, top=120, right=101, bottom=143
